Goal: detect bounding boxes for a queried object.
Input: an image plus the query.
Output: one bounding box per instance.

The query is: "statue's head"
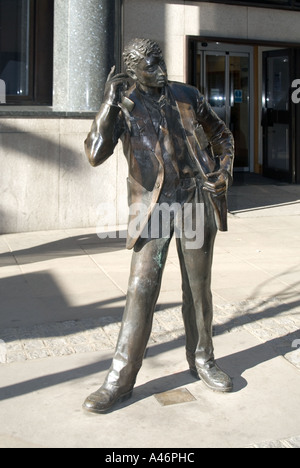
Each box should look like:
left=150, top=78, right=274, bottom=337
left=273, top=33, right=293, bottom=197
left=123, top=38, right=168, bottom=90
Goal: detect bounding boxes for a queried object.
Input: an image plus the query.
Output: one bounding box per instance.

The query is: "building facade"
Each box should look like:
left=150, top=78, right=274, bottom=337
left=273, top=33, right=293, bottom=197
left=0, top=0, right=300, bottom=234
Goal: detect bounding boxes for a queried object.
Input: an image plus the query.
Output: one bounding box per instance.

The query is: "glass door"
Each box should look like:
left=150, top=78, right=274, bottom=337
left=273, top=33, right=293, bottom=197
left=262, top=49, right=293, bottom=182
left=195, top=44, right=253, bottom=172
left=229, top=54, right=250, bottom=170
left=205, top=53, right=226, bottom=123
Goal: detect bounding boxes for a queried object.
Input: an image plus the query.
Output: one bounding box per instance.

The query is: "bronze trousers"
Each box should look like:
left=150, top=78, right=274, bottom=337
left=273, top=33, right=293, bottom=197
left=103, top=190, right=218, bottom=391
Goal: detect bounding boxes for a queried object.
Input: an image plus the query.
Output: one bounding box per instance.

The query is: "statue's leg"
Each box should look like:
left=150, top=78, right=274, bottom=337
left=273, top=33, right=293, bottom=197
left=176, top=198, right=216, bottom=372
left=177, top=193, right=233, bottom=393
left=83, top=236, right=171, bottom=413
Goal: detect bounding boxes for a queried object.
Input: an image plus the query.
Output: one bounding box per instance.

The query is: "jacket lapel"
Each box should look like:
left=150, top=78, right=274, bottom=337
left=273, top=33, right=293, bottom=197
left=126, top=87, right=164, bottom=167
left=170, top=89, right=200, bottom=168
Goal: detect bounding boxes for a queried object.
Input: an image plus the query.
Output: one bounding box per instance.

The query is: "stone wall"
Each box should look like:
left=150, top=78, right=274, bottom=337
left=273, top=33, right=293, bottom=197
left=123, top=0, right=300, bottom=83
left=0, top=118, right=128, bottom=234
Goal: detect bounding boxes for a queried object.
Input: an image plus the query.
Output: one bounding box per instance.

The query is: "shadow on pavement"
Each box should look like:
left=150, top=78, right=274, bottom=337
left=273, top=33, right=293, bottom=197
left=0, top=330, right=299, bottom=405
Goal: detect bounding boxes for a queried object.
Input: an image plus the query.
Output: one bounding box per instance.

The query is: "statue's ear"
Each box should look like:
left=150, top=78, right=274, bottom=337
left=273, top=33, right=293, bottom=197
left=126, top=68, right=137, bottom=81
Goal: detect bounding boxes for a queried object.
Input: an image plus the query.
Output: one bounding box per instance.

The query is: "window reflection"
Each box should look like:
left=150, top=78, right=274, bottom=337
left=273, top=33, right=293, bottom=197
left=0, top=0, right=30, bottom=96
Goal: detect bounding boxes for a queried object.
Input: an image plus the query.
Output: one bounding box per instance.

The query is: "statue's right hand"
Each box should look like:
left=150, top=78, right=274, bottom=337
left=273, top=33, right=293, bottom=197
left=103, top=66, right=130, bottom=107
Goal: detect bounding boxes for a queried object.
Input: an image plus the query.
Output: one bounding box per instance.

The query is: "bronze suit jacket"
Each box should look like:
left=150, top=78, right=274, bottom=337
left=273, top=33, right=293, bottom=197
left=85, top=82, right=235, bottom=249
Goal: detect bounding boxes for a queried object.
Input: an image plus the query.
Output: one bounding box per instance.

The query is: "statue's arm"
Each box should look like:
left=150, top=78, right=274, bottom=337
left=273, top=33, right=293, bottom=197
left=197, top=95, right=234, bottom=182
left=196, top=94, right=235, bottom=195
left=85, top=66, right=128, bottom=167
left=84, top=104, right=121, bottom=167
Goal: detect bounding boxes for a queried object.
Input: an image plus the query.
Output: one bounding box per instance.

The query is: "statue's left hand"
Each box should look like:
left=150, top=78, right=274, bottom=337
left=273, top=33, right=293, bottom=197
left=203, top=170, right=228, bottom=197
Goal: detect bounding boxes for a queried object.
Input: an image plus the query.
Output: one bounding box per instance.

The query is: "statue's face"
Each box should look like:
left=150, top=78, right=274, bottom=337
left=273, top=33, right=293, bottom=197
left=131, top=54, right=168, bottom=89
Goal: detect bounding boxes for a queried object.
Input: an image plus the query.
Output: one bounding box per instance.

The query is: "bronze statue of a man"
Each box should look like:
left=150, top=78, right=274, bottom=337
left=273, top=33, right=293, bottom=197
left=83, top=38, right=235, bottom=414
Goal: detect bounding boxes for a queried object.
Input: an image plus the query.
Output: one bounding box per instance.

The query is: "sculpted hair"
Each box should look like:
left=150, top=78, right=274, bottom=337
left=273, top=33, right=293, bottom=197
left=123, top=38, right=163, bottom=73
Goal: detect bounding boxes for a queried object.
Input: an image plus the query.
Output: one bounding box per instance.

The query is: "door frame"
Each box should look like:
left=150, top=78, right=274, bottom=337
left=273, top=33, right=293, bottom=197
left=187, top=37, right=300, bottom=183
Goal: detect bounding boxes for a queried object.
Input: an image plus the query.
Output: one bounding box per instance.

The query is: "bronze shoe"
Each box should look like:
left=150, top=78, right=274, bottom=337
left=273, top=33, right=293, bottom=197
left=83, top=386, right=133, bottom=414
left=191, top=360, right=233, bottom=393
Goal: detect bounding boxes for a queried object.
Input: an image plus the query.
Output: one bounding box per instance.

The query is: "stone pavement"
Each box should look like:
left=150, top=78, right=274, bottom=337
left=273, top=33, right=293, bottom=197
left=0, top=175, right=300, bottom=448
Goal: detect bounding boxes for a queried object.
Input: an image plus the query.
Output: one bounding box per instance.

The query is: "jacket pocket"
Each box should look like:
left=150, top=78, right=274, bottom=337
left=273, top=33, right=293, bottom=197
left=194, top=124, right=209, bottom=150
left=127, top=174, right=153, bottom=208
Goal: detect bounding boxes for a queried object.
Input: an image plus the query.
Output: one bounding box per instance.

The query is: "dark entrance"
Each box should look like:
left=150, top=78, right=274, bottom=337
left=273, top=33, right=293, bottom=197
left=262, top=49, right=300, bottom=183
left=188, top=37, right=300, bottom=184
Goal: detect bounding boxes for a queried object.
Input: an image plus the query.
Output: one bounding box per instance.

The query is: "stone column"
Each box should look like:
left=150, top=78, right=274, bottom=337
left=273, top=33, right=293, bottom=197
left=53, top=0, right=115, bottom=112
